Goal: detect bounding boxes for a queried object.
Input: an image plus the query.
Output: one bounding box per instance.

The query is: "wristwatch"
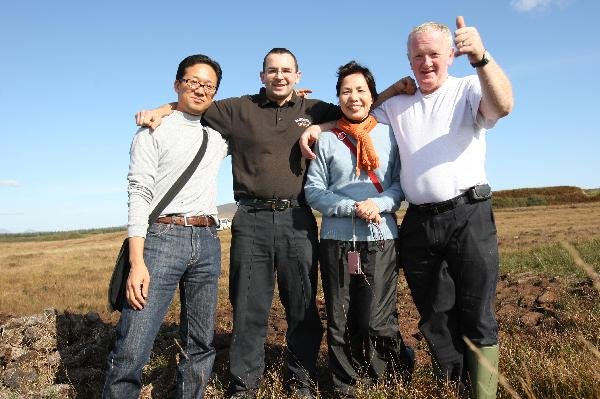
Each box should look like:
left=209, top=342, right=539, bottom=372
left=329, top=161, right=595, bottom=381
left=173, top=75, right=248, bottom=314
left=471, top=50, right=492, bottom=68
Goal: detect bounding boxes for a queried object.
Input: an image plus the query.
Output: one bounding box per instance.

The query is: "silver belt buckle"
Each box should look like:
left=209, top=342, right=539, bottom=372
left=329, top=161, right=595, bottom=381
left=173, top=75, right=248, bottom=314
left=272, top=200, right=289, bottom=211
left=183, top=216, right=192, bottom=227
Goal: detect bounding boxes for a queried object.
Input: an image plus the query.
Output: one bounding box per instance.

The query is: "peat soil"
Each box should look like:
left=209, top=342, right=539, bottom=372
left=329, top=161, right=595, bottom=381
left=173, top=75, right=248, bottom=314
left=0, top=271, right=597, bottom=398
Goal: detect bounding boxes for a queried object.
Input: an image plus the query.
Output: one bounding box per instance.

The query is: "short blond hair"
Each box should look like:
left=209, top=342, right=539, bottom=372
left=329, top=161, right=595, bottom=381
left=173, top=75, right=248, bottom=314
left=407, top=22, right=453, bottom=57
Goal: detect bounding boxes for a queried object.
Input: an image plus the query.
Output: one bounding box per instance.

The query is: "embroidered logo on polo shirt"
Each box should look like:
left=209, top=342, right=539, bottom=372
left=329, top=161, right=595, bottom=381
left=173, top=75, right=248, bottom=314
left=295, top=117, right=311, bottom=128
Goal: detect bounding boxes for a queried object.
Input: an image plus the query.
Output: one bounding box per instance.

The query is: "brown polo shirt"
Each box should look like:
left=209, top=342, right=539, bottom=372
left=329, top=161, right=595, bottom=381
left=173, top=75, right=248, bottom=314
left=203, top=88, right=340, bottom=202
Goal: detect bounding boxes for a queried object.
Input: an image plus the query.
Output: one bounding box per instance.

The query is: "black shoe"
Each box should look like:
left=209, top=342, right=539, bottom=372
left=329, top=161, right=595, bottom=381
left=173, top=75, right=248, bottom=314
left=228, top=390, right=257, bottom=399
left=333, top=384, right=356, bottom=399
left=398, top=345, right=416, bottom=385
left=291, top=386, right=316, bottom=399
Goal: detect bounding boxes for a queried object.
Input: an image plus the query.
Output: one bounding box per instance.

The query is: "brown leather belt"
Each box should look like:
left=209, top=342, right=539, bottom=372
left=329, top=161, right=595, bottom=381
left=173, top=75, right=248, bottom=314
left=155, top=215, right=215, bottom=227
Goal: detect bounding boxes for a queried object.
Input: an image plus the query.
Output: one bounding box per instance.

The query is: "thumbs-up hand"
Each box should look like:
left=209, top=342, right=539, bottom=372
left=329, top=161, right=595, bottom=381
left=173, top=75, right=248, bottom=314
left=454, top=15, right=485, bottom=63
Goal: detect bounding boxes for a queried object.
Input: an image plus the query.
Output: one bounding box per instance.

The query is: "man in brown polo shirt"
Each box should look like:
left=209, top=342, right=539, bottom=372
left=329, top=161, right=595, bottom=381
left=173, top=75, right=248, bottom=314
left=206, top=48, right=339, bottom=398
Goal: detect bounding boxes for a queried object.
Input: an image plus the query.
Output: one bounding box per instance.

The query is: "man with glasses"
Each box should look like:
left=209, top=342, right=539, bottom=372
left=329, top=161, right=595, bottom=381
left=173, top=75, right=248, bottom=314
left=211, top=48, right=334, bottom=399
left=103, top=54, right=227, bottom=399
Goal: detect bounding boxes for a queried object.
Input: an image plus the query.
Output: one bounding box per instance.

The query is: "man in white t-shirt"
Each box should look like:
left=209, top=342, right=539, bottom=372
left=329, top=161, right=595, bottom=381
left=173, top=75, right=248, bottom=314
left=300, top=16, right=513, bottom=399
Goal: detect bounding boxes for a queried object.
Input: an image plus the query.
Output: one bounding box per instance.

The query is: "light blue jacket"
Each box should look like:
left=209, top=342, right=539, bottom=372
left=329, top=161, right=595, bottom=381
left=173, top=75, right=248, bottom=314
left=304, top=123, right=403, bottom=241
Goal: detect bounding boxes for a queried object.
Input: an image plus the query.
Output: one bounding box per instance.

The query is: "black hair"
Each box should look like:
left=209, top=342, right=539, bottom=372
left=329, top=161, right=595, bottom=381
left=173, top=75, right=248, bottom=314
left=335, top=60, right=378, bottom=102
left=262, top=48, right=299, bottom=72
left=175, top=54, right=223, bottom=90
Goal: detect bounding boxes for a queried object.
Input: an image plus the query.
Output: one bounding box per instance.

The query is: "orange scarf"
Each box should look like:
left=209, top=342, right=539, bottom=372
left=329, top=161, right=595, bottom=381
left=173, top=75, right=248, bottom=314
left=337, top=115, right=380, bottom=176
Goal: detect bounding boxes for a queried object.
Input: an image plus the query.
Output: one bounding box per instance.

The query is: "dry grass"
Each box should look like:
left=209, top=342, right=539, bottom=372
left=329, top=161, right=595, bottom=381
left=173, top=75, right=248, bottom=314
left=560, top=241, right=600, bottom=291
left=493, top=202, right=600, bottom=252
left=500, top=331, right=600, bottom=399
left=1, top=202, right=600, bottom=398
left=0, top=231, right=125, bottom=323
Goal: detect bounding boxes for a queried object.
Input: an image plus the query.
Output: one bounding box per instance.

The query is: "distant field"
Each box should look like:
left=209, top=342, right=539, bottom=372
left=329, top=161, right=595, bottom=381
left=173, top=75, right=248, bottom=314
left=1, top=202, right=599, bottom=318
left=1, top=185, right=597, bottom=241
left=493, top=185, right=600, bottom=208
left=0, top=226, right=126, bottom=243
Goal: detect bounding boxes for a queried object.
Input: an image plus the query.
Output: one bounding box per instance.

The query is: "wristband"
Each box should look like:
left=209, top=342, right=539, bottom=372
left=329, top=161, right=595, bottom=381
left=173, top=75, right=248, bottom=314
left=471, top=50, right=492, bottom=68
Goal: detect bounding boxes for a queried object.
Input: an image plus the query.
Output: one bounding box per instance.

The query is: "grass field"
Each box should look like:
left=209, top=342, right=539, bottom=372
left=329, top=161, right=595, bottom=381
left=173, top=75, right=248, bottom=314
left=1, top=202, right=599, bottom=398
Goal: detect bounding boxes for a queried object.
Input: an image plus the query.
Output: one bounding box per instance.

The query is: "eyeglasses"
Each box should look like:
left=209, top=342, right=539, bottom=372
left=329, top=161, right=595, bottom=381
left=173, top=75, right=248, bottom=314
left=179, top=78, right=217, bottom=94
left=264, top=68, right=297, bottom=77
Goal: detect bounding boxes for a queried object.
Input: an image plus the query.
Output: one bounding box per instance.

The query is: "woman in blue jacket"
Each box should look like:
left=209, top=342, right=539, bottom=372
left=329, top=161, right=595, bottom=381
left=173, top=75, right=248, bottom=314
left=304, top=61, right=414, bottom=398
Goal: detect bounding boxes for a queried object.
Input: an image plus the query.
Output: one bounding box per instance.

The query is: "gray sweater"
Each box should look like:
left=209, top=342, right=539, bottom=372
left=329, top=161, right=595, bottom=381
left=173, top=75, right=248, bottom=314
left=127, top=111, right=227, bottom=238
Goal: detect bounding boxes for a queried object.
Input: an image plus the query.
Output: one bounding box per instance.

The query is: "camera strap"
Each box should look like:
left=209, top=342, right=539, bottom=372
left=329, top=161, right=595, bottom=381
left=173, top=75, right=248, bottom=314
left=331, top=128, right=384, bottom=193
left=351, top=210, right=357, bottom=251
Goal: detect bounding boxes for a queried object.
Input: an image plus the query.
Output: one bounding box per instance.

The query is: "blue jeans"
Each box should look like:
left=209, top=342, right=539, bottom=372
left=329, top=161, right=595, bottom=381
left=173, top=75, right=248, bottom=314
left=103, top=223, right=221, bottom=399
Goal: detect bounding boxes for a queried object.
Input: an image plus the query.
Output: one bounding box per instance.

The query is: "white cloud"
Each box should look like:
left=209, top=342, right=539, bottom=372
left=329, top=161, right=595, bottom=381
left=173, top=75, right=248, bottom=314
left=511, top=0, right=571, bottom=12
left=0, top=180, right=20, bottom=187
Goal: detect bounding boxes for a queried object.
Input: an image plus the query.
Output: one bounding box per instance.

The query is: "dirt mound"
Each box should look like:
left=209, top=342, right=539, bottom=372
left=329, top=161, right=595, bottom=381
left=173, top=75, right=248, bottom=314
left=0, top=309, right=114, bottom=398
left=0, top=273, right=596, bottom=398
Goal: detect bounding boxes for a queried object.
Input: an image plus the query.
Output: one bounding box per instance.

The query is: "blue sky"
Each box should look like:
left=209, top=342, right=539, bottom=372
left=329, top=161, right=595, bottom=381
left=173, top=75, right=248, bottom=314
left=1, top=0, right=599, bottom=232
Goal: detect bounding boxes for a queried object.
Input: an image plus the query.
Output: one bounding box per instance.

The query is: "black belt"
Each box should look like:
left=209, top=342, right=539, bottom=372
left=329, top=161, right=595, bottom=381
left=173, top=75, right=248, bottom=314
left=238, top=198, right=301, bottom=211
left=410, top=188, right=490, bottom=216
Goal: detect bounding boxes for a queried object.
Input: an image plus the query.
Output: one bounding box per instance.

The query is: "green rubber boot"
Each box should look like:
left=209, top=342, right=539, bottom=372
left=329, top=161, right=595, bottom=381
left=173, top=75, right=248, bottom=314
left=466, top=345, right=499, bottom=399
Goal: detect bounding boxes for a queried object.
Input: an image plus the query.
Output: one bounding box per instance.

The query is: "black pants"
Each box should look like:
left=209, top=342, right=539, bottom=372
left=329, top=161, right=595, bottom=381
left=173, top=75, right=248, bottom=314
left=399, top=199, right=499, bottom=383
left=228, top=204, right=323, bottom=394
left=320, top=239, right=411, bottom=398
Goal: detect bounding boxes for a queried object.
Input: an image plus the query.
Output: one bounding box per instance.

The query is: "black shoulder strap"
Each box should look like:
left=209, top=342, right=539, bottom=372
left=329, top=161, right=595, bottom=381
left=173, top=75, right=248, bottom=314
left=147, top=127, right=209, bottom=223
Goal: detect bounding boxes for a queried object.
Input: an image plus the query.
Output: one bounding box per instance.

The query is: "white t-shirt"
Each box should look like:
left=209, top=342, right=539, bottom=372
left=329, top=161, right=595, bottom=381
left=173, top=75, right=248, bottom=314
left=373, top=75, right=497, bottom=205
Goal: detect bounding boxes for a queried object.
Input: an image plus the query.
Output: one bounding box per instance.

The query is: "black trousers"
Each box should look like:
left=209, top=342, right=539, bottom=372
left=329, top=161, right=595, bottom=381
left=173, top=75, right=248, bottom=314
left=228, top=204, right=323, bottom=394
left=399, top=199, right=499, bottom=382
left=320, top=239, right=411, bottom=398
